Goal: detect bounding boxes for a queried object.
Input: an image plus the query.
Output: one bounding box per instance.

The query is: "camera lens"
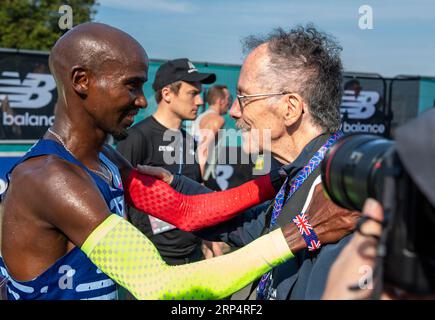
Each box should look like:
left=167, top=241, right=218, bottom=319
left=321, top=134, right=394, bottom=211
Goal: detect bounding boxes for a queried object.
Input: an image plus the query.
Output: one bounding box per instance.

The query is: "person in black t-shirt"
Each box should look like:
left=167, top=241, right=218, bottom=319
left=117, top=58, right=216, bottom=266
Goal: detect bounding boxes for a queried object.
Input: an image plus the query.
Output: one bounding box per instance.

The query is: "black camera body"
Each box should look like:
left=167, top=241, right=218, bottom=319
left=321, top=134, right=435, bottom=294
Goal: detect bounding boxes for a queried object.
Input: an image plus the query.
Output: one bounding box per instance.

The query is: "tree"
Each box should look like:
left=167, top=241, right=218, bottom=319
left=0, top=0, right=98, bottom=51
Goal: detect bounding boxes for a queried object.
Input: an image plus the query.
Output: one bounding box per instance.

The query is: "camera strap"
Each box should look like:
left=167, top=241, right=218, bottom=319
left=256, top=130, right=343, bottom=300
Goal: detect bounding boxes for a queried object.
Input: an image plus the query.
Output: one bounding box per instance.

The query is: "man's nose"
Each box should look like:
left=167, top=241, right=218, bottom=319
left=195, top=95, right=203, bottom=106
left=136, top=93, right=148, bottom=109
left=229, top=98, right=241, bottom=119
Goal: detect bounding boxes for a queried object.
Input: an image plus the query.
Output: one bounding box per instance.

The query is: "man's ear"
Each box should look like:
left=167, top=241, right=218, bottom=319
left=71, top=66, right=90, bottom=97
left=283, top=93, right=305, bottom=127
left=161, top=86, right=172, bottom=103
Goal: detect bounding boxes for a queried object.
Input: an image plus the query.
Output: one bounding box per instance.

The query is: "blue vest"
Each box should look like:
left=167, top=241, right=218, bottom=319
left=0, top=139, right=125, bottom=300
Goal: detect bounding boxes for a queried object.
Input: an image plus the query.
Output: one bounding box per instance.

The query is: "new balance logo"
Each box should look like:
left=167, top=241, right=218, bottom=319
left=340, top=90, right=380, bottom=120
left=0, top=71, right=56, bottom=109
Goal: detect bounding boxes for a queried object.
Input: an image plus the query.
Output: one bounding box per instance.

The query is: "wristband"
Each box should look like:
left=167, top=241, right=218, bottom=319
left=292, top=213, right=321, bottom=251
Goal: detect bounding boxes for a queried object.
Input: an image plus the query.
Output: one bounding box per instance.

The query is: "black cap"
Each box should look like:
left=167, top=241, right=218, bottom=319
left=152, top=58, right=216, bottom=91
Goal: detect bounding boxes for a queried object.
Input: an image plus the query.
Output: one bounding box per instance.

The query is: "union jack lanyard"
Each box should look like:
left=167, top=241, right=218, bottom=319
left=256, top=131, right=343, bottom=300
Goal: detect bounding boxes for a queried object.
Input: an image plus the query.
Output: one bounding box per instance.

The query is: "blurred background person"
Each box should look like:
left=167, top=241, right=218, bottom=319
left=193, top=84, right=232, bottom=176
left=192, top=85, right=233, bottom=258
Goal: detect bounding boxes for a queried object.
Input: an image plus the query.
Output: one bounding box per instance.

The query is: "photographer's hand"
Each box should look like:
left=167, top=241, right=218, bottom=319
left=322, top=198, right=383, bottom=300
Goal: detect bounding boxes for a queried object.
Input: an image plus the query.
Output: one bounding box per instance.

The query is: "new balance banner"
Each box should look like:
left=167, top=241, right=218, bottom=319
left=340, top=77, right=388, bottom=136
left=0, top=50, right=56, bottom=142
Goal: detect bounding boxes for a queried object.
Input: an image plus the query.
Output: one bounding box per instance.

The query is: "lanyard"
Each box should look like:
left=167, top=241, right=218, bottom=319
left=269, top=131, right=343, bottom=227
left=257, top=131, right=343, bottom=300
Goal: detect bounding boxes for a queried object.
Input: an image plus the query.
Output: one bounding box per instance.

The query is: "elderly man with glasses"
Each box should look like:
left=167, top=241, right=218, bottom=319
left=193, top=24, right=360, bottom=300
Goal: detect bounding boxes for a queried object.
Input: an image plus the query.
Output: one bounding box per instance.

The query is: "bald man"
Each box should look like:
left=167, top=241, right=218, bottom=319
left=0, top=23, right=356, bottom=300
left=0, top=23, right=149, bottom=300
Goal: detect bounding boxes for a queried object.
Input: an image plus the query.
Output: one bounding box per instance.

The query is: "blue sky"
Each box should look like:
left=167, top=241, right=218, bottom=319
left=94, top=0, right=435, bottom=78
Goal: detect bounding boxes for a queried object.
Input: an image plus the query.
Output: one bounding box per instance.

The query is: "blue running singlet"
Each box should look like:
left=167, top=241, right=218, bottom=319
left=0, top=139, right=125, bottom=300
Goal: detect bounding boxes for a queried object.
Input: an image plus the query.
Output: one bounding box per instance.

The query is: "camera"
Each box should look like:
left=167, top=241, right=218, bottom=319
left=321, top=134, right=435, bottom=295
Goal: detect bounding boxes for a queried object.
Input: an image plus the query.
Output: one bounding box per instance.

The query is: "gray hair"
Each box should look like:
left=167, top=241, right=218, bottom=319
left=242, top=24, right=343, bottom=133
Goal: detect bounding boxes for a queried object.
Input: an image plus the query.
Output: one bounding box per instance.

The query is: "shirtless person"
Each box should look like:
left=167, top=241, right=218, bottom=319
left=193, top=85, right=232, bottom=175
left=0, top=23, right=356, bottom=300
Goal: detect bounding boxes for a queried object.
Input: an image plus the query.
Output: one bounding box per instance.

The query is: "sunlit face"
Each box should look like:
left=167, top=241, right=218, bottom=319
left=86, top=48, right=148, bottom=140
left=221, top=88, right=232, bottom=114
left=169, top=81, right=203, bottom=121
left=229, top=47, right=287, bottom=155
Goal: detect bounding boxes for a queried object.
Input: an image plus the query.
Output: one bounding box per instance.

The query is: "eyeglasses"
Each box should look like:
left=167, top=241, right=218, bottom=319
left=236, top=92, right=289, bottom=112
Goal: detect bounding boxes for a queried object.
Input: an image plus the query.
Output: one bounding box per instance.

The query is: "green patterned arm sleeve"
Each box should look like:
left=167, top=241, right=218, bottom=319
left=81, top=214, right=293, bottom=300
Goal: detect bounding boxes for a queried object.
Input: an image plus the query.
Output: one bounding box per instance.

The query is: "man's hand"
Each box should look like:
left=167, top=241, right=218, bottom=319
left=136, top=165, right=174, bottom=184
left=306, top=183, right=360, bottom=245
left=322, top=198, right=383, bottom=300
left=101, top=146, right=174, bottom=185
left=323, top=198, right=435, bottom=300
left=281, top=183, right=360, bottom=254
left=201, top=240, right=231, bottom=259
